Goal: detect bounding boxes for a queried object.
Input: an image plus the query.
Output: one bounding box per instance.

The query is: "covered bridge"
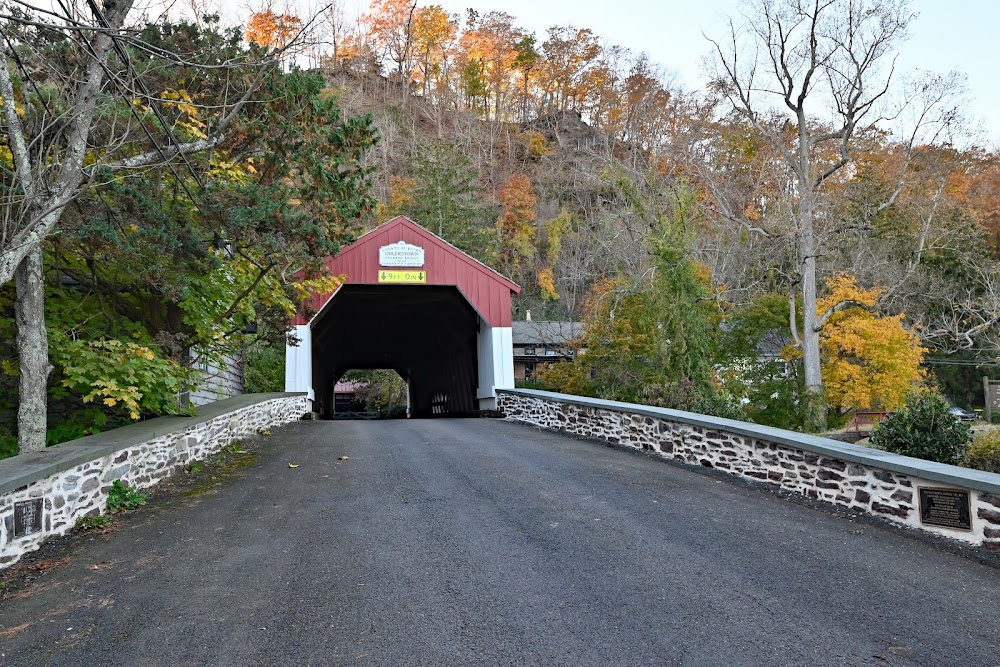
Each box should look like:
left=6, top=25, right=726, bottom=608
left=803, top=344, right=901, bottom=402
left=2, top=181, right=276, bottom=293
left=285, top=216, right=520, bottom=417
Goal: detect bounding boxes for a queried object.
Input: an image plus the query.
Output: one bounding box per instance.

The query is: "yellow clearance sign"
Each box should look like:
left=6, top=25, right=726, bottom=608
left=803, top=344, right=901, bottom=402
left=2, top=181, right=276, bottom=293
left=378, top=269, right=427, bottom=284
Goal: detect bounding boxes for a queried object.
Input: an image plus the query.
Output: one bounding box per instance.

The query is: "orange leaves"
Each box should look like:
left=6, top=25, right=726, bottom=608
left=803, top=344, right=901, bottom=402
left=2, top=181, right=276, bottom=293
left=362, top=0, right=419, bottom=72
left=246, top=10, right=302, bottom=49
left=498, top=173, right=538, bottom=217
left=539, top=25, right=601, bottom=110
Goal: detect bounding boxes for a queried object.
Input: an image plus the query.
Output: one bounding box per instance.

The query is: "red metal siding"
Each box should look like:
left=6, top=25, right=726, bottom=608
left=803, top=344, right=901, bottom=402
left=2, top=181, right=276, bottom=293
left=295, top=216, right=519, bottom=327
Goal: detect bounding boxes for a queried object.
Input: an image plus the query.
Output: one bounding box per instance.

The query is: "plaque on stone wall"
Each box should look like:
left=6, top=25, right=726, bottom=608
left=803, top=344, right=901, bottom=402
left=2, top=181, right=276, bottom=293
left=918, top=487, right=971, bottom=530
left=13, top=498, right=43, bottom=538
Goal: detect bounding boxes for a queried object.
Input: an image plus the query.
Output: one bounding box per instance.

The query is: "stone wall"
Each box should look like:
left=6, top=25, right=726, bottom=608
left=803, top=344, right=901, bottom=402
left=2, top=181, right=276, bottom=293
left=498, top=389, right=1000, bottom=550
left=0, top=393, right=308, bottom=569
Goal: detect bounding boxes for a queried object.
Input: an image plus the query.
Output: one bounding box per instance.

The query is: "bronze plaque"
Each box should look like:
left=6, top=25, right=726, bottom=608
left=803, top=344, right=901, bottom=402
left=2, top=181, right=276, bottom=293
left=13, top=498, right=44, bottom=538
left=918, top=487, right=971, bottom=530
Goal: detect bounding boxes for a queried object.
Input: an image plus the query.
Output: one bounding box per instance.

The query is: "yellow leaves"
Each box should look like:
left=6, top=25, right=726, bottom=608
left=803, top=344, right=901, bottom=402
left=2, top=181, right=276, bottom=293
left=692, top=261, right=713, bottom=289
left=160, top=88, right=206, bottom=140
left=412, top=3, right=458, bottom=87
left=543, top=210, right=572, bottom=264
left=288, top=198, right=303, bottom=207
left=209, top=155, right=251, bottom=186
left=291, top=274, right=346, bottom=305
left=60, top=338, right=180, bottom=420
left=818, top=274, right=926, bottom=412
left=537, top=266, right=559, bottom=301
left=0, top=96, right=26, bottom=116
left=818, top=274, right=880, bottom=313
left=180, top=121, right=208, bottom=140
left=161, top=88, right=198, bottom=117
left=518, top=131, right=552, bottom=158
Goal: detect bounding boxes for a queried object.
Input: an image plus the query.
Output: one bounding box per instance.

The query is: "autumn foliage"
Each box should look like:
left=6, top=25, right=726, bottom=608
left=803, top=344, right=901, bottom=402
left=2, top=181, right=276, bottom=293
left=817, top=275, right=926, bottom=413
left=496, top=173, right=537, bottom=275
left=245, top=10, right=302, bottom=49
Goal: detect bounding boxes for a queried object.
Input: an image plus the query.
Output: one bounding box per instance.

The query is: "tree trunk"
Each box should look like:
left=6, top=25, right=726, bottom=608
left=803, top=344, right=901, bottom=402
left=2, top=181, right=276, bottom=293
left=798, top=182, right=826, bottom=431
left=800, top=247, right=826, bottom=431
left=15, top=244, right=52, bottom=454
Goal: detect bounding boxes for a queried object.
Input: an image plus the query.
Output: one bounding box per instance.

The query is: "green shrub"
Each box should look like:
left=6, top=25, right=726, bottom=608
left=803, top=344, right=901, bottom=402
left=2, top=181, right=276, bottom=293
left=692, top=392, right=748, bottom=422
left=964, top=431, right=1000, bottom=474
left=0, top=431, right=16, bottom=460
left=719, top=359, right=807, bottom=431
left=46, top=410, right=107, bottom=446
left=76, top=515, right=113, bottom=531
left=106, top=480, right=148, bottom=513
left=244, top=343, right=285, bottom=393
left=870, top=392, right=972, bottom=465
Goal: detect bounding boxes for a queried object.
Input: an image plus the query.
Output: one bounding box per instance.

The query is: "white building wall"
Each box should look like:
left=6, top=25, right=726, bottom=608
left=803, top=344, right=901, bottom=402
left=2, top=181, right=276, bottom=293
left=477, top=321, right=514, bottom=410
left=190, top=350, right=244, bottom=407
left=285, top=325, right=315, bottom=404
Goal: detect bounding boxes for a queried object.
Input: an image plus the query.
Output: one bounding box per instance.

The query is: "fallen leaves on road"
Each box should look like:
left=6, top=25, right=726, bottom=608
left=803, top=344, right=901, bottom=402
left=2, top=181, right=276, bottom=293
left=288, top=464, right=300, bottom=468
left=0, top=623, right=31, bottom=639
left=25, top=559, right=69, bottom=573
left=339, top=456, right=349, bottom=461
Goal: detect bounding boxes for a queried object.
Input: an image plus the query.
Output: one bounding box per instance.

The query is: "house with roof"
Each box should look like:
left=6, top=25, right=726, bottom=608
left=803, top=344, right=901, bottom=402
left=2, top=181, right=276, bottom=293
left=512, top=317, right=585, bottom=381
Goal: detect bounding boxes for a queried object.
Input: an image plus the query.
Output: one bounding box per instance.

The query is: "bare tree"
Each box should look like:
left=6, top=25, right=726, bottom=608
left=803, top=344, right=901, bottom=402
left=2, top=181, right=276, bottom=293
left=707, top=0, right=963, bottom=428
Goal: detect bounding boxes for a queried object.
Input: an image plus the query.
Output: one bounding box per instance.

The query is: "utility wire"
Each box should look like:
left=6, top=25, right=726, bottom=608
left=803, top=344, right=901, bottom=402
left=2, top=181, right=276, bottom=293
left=924, top=358, right=1000, bottom=367
left=84, top=0, right=206, bottom=191
left=54, top=0, right=207, bottom=218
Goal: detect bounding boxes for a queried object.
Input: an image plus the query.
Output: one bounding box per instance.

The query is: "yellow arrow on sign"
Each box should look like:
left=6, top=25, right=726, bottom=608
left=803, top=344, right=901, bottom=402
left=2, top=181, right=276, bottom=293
left=378, top=270, right=427, bottom=284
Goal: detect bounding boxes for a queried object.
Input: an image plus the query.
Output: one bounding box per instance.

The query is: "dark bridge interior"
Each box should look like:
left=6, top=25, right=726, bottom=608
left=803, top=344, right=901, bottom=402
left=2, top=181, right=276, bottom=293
left=311, top=285, right=480, bottom=418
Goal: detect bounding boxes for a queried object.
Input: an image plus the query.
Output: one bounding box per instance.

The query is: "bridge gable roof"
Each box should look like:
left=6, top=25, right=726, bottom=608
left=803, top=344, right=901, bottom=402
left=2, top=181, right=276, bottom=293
left=298, top=216, right=520, bottom=327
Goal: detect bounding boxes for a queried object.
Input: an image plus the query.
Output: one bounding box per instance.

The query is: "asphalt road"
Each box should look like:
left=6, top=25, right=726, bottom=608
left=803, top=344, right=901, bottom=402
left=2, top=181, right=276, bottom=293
left=2, top=418, right=999, bottom=666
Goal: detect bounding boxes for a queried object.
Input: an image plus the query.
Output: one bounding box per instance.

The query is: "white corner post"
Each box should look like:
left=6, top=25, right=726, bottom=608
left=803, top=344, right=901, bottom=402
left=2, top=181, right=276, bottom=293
left=476, top=319, right=514, bottom=410
left=285, top=325, right=315, bottom=407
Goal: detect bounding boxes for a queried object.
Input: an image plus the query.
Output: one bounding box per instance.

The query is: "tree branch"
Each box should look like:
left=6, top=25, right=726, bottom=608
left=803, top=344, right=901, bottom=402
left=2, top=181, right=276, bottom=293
left=815, top=298, right=871, bottom=330
left=0, top=48, right=36, bottom=200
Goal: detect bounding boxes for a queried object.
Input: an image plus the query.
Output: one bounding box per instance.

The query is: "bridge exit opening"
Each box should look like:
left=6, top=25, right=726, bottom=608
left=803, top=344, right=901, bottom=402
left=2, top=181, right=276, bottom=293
left=332, top=369, right=407, bottom=419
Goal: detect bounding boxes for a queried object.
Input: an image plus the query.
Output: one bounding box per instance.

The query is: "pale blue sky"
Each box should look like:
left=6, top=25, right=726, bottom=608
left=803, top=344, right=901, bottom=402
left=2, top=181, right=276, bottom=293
left=433, top=0, right=999, bottom=146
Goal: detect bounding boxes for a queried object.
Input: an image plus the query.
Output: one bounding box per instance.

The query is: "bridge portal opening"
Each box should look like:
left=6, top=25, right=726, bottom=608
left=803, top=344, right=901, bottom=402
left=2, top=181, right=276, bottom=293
left=285, top=217, right=519, bottom=417
left=311, top=285, right=480, bottom=418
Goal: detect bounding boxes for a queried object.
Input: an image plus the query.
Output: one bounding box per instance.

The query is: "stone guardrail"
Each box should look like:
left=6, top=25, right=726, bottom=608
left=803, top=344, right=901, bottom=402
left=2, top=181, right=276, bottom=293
left=0, top=393, right=309, bottom=570
left=497, top=389, right=1000, bottom=550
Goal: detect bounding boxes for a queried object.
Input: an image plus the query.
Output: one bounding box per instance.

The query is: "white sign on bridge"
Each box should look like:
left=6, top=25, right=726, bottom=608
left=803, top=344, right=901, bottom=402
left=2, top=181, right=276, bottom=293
left=379, top=241, right=425, bottom=267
